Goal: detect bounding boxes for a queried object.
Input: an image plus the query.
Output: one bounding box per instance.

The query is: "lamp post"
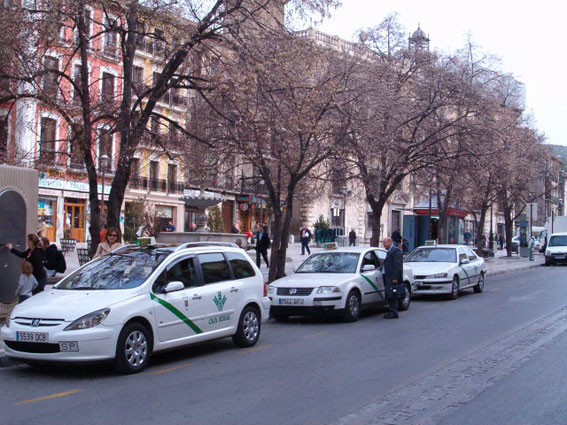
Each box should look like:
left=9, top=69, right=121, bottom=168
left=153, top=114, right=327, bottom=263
left=489, top=203, right=494, bottom=250
left=100, top=154, right=109, bottom=222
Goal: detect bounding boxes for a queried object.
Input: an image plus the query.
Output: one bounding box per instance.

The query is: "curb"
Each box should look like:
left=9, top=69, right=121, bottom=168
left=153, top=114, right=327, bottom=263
left=487, top=261, right=544, bottom=277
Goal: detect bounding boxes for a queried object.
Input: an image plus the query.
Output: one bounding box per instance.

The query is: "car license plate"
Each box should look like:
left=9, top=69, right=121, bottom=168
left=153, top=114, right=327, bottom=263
left=59, top=342, right=79, bottom=352
left=16, top=332, right=48, bottom=342
left=414, top=281, right=423, bottom=285
left=555, top=255, right=566, bottom=259
left=279, top=298, right=304, bottom=305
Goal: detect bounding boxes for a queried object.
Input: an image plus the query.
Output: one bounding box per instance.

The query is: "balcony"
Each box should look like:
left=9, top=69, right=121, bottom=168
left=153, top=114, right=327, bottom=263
left=129, top=176, right=185, bottom=194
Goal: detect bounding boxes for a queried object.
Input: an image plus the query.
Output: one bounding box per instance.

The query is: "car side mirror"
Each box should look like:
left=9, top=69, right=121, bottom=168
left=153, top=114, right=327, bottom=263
left=460, top=258, right=470, bottom=265
left=362, top=264, right=376, bottom=272
left=164, top=281, right=185, bottom=293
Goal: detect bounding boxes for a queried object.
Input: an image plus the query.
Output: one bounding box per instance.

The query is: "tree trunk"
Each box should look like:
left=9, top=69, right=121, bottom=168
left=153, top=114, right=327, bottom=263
left=268, top=190, right=295, bottom=283
left=475, top=203, right=488, bottom=253
left=503, top=204, right=514, bottom=257
left=369, top=198, right=386, bottom=247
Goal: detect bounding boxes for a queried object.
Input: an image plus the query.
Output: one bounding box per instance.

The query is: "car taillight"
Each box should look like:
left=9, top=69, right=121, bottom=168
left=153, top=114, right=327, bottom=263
left=264, top=284, right=268, bottom=297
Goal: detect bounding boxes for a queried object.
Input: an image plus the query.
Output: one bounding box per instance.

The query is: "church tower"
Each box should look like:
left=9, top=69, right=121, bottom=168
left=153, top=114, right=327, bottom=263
left=408, top=25, right=430, bottom=51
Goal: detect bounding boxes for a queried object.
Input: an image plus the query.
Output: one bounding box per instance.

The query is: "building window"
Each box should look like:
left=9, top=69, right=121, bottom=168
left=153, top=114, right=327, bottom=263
left=69, top=128, right=83, bottom=169
left=72, top=64, right=82, bottom=104
left=150, top=116, right=160, bottom=140
left=103, top=17, right=119, bottom=58
left=167, top=163, right=177, bottom=192
left=149, top=160, right=159, bottom=190
left=101, top=72, right=115, bottom=103
left=154, top=28, right=165, bottom=56
left=132, top=66, right=144, bottom=97
left=169, top=121, right=178, bottom=142
left=43, top=57, right=59, bottom=97
left=0, top=116, right=8, bottom=161
left=39, top=117, right=56, bottom=164
left=99, top=131, right=112, bottom=171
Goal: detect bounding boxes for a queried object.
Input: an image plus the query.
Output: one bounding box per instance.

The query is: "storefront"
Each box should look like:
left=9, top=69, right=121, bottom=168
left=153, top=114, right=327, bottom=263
left=237, top=194, right=270, bottom=232
left=38, top=196, right=57, bottom=242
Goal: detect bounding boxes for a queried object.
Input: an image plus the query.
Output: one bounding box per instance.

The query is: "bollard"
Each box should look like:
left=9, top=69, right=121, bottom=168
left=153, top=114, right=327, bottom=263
left=529, top=241, right=534, bottom=261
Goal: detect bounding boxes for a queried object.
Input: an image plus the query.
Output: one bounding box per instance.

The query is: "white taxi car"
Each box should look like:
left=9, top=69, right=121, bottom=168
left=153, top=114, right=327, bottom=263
left=405, top=244, right=487, bottom=299
left=1, top=244, right=270, bottom=373
left=268, top=247, right=415, bottom=321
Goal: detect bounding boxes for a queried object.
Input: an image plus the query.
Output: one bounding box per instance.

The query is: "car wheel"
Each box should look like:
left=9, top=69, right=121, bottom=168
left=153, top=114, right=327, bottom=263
left=545, top=259, right=553, bottom=266
left=272, top=313, right=289, bottom=322
left=473, top=272, right=485, bottom=293
left=114, top=323, right=151, bottom=374
left=343, top=290, right=361, bottom=322
left=448, top=275, right=460, bottom=300
left=233, top=306, right=261, bottom=348
left=398, top=282, right=412, bottom=311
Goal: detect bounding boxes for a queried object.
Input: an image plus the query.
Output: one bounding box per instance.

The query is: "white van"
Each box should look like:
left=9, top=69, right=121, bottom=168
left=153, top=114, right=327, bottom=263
left=544, top=233, right=567, bottom=265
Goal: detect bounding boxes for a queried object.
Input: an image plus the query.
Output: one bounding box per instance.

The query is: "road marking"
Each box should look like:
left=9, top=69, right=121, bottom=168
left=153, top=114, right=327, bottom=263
left=15, top=389, right=84, bottom=405
left=239, top=344, right=272, bottom=354
left=303, top=331, right=329, bottom=339
left=148, top=363, right=192, bottom=375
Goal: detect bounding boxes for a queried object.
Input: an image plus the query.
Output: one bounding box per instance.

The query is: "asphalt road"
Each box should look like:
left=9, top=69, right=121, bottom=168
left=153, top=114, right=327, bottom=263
left=1, top=265, right=566, bottom=425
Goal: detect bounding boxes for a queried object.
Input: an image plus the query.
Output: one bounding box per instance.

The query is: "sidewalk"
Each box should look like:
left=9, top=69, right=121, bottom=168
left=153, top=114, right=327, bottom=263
left=0, top=243, right=546, bottom=363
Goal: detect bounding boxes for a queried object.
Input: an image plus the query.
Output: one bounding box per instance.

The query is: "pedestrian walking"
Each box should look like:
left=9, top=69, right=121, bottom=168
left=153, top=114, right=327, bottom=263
left=15, top=261, right=38, bottom=303
left=93, top=226, right=123, bottom=258
left=391, top=229, right=402, bottom=247
left=255, top=225, right=270, bottom=268
left=40, top=237, right=66, bottom=277
left=349, top=229, right=357, bottom=246
left=4, top=234, right=47, bottom=294
left=464, top=231, right=472, bottom=246
left=382, top=237, right=404, bottom=319
left=300, top=225, right=312, bottom=255
left=498, top=234, right=505, bottom=250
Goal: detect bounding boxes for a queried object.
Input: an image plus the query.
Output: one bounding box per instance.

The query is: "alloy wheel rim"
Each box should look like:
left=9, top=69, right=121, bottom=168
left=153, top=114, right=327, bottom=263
left=453, top=279, right=459, bottom=297
left=479, top=275, right=484, bottom=290
left=402, top=285, right=410, bottom=307
left=243, top=311, right=259, bottom=342
left=350, top=294, right=359, bottom=316
left=125, top=330, right=148, bottom=367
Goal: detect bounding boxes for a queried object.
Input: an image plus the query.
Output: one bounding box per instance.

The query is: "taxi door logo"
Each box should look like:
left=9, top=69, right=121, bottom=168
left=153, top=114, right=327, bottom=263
left=214, top=291, right=227, bottom=311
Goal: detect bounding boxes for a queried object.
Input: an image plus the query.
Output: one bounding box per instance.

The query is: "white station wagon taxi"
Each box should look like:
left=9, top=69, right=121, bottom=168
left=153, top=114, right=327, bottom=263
left=268, top=247, right=415, bottom=321
left=405, top=244, right=487, bottom=299
left=1, top=244, right=270, bottom=373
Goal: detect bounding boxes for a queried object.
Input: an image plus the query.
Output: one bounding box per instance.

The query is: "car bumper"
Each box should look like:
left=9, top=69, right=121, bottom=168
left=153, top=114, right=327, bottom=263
left=412, top=279, right=453, bottom=295
left=260, top=297, right=271, bottom=322
left=1, top=324, right=118, bottom=362
left=268, top=293, right=344, bottom=314
left=546, top=255, right=567, bottom=263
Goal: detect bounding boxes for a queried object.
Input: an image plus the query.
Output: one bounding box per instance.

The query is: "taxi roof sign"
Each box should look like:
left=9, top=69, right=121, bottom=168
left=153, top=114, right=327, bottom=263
left=136, top=237, right=156, bottom=247
left=424, top=240, right=437, bottom=246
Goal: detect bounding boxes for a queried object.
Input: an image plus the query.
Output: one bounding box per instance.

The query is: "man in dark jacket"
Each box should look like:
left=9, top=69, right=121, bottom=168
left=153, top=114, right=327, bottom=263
left=300, top=225, right=312, bottom=255
left=391, top=229, right=402, bottom=247
left=349, top=229, right=357, bottom=246
left=382, top=237, right=404, bottom=319
left=40, top=237, right=66, bottom=277
left=255, top=225, right=271, bottom=268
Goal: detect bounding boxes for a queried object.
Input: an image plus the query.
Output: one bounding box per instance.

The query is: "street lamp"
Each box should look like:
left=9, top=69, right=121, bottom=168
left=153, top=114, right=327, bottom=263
left=101, top=154, right=109, bottom=219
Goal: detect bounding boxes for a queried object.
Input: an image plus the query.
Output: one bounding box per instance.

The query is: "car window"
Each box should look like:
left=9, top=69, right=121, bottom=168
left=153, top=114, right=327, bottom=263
left=153, top=257, right=197, bottom=293
left=225, top=251, right=256, bottom=279
left=549, top=236, right=567, bottom=247
left=464, top=247, right=477, bottom=261
left=405, top=248, right=457, bottom=263
left=361, top=251, right=380, bottom=270
left=296, top=252, right=360, bottom=274
left=458, top=248, right=468, bottom=262
left=198, top=253, right=232, bottom=284
left=374, top=250, right=387, bottom=266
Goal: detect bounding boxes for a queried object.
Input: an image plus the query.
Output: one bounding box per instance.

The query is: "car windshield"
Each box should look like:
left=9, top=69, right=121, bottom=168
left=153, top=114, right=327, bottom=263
left=405, top=248, right=457, bottom=263
left=56, top=249, right=171, bottom=290
left=549, top=236, right=567, bottom=247
left=296, top=252, right=360, bottom=274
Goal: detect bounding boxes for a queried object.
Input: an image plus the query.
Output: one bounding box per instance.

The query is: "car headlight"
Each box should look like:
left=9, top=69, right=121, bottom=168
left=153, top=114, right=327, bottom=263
left=430, top=273, right=448, bottom=279
left=64, top=308, right=110, bottom=331
left=316, top=286, right=341, bottom=294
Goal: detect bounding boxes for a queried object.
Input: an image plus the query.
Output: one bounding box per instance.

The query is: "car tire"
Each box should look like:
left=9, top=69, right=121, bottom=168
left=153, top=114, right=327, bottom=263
left=448, top=275, right=460, bottom=300
left=473, top=272, right=485, bottom=293
left=114, top=323, right=152, bottom=374
left=343, top=290, right=361, bottom=322
left=545, top=259, right=553, bottom=266
left=272, top=313, right=289, bottom=322
left=398, top=282, right=412, bottom=311
left=233, top=306, right=261, bottom=348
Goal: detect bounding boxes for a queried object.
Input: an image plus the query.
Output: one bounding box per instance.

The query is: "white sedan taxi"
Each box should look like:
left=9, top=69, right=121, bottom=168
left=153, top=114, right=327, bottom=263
left=268, top=247, right=415, bottom=321
left=1, top=244, right=270, bottom=373
left=405, top=244, right=487, bottom=299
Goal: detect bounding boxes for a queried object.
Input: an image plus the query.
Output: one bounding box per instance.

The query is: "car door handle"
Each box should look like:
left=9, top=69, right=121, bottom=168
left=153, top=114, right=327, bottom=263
left=230, top=287, right=239, bottom=293
left=192, top=295, right=202, bottom=300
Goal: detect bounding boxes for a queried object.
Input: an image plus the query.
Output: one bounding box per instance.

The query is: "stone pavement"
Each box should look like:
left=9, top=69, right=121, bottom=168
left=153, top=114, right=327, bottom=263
left=0, top=242, right=545, bottom=362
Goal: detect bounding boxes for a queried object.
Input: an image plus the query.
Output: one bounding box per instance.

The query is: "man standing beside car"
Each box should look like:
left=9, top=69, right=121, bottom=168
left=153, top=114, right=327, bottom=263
left=255, top=225, right=271, bottom=268
left=382, top=237, right=404, bottom=319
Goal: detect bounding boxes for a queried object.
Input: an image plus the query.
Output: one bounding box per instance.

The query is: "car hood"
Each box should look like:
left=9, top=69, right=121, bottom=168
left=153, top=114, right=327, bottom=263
left=547, top=246, right=567, bottom=253
left=271, top=273, right=350, bottom=287
left=10, top=288, right=142, bottom=321
left=403, top=262, right=456, bottom=275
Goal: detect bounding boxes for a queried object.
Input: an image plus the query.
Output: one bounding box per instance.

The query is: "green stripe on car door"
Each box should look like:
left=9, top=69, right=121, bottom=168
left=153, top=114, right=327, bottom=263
left=361, top=275, right=384, bottom=299
left=150, top=293, right=203, bottom=334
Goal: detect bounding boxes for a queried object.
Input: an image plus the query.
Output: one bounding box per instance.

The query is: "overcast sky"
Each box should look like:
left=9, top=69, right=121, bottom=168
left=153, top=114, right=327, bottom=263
left=315, top=0, right=566, bottom=146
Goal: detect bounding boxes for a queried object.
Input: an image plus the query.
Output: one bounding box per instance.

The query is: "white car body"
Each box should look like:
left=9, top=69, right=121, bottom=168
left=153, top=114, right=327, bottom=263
left=544, top=233, right=567, bottom=265
left=268, top=247, right=415, bottom=320
left=1, top=245, right=270, bottom=373
left=405, top=245, right=487, bottom=298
